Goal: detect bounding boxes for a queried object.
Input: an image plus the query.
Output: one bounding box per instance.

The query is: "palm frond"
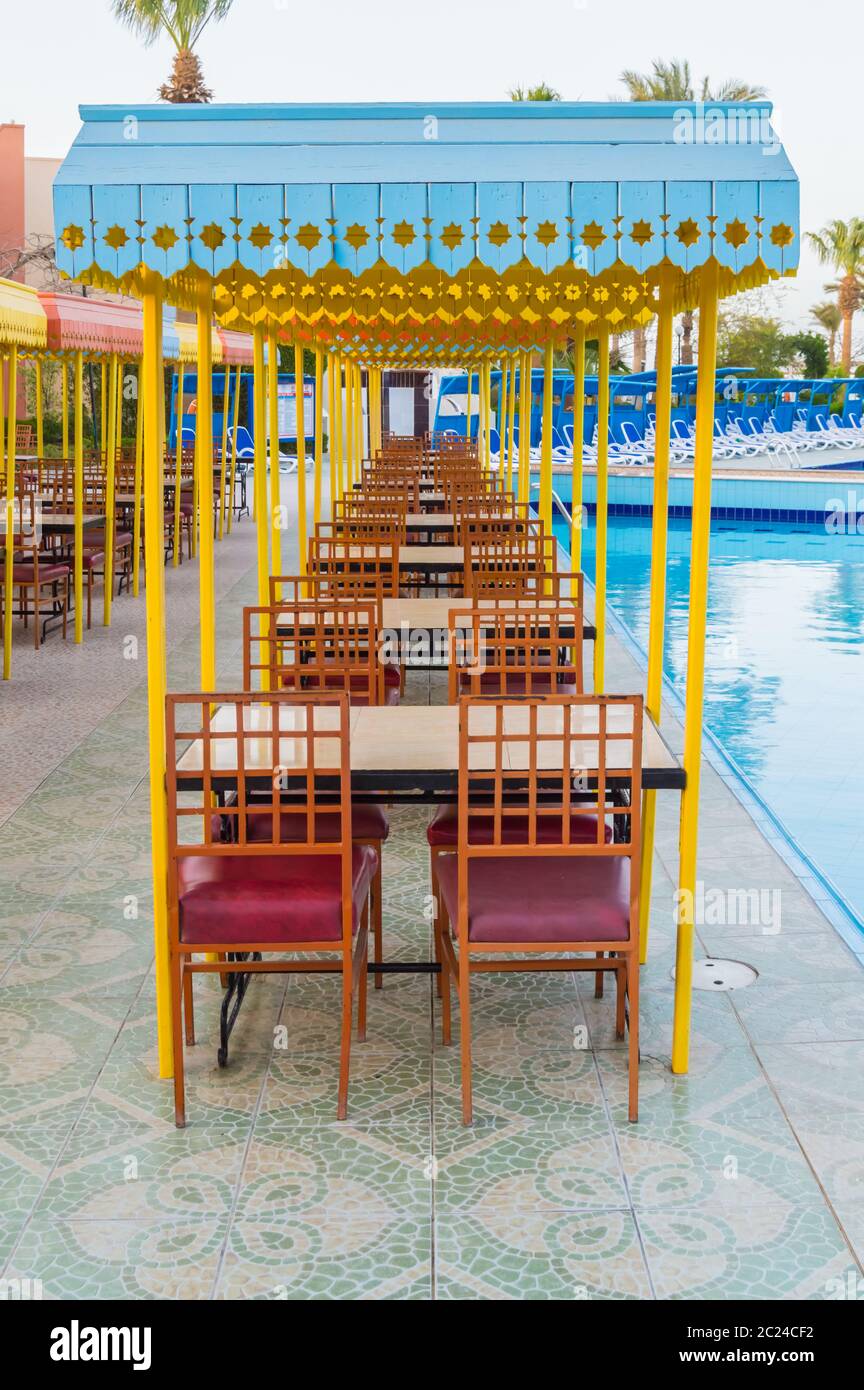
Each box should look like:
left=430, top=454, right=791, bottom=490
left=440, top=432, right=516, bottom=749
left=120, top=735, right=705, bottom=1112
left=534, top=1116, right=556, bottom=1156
left=111, top=0, right=235, bottom=52
left=620, top=56, right=764, bottom=104
left=705, top=78, right=767, bottom=101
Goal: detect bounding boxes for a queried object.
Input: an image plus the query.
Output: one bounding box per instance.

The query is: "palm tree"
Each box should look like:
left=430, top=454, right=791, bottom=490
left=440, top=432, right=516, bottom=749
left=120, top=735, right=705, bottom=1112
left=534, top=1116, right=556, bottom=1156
left=509, top=83, right=561, bottom=102
left=619, top=58, right=766, bottom=103
left=810, top=300, right=843, bottom=367
left=620, top=58, right=766, bottom=366
left=806, top=220, right=864, bottom=373
left=111, top=1, right=235, bottom=103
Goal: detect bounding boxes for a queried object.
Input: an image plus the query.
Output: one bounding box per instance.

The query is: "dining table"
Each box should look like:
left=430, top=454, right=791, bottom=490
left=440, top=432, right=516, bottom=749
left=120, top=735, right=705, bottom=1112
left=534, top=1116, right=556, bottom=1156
left=177, top=701, right=684, bottom=797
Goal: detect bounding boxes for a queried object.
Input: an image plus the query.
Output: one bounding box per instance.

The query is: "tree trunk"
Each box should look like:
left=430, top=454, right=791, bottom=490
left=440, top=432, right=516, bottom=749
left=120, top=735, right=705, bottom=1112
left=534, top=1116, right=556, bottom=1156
left=632, top=326, right=646, bottom=372
left=681, top=310, right=694, bottom=366
left=838, top=274, right=858, bottom=373
left=840, top=311, right=853, bottom=374
left=159, top=49, right=212, bottom=104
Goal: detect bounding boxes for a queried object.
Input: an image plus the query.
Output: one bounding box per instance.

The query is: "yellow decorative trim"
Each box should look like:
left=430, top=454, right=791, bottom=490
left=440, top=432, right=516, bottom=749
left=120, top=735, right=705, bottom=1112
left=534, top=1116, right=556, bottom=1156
left=0, top=277, right=48, bottom=349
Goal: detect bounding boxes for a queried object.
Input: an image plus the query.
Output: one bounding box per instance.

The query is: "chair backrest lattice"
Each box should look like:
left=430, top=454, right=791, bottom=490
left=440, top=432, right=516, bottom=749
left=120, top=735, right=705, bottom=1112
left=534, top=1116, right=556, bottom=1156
left=243, top=600, right=382, bottom=704
left=457, top=693, right=643, bottom=863
left=308, top=537, right=400, bottom=598
left=448, top=602, right=585, bottom=701
left=166, top=694, right=354, bottom=921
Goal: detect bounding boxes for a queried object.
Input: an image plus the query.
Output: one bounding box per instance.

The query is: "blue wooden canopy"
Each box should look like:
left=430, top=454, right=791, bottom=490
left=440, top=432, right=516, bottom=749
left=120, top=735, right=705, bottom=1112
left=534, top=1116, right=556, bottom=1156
left=53, top=101, right=799, bottom=345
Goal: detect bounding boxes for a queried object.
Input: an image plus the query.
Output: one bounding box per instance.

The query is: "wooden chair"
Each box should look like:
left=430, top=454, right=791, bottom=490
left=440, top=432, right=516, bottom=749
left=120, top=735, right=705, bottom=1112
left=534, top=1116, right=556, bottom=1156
left=465, top=533, right=555, bottom=596
left=334, top=495, right=410, bottom=528
left=315, top=518, right=406, bottom=547
left=447, top=601, right=584, bottom=701
left=308, top=538, right=401, bottom=601
left=468, top=568, right=583, bottom=603
left=254, top=592, right=397, bottom=984
left=0, top=495, right=70, bottom=648
left=166, top=692, right=375, bottom=1124
left=243, top=599, right=396, bottom=707
left=435, top=694, right=644, bottom=1123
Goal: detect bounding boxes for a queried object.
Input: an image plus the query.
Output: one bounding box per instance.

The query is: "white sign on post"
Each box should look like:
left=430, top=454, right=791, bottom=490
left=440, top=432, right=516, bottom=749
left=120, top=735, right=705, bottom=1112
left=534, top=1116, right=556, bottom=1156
left=275, top=381, right=314, bottom=440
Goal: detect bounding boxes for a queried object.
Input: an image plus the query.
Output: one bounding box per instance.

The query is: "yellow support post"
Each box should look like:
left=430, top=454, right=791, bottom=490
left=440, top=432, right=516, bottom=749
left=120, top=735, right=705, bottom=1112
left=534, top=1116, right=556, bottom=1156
left=313, top=348, right=323, bottom=529
left=354, top=364, right=363, bottom=475
left=484, top=362, right=492, bottom=474
left=35, top=357, right=44, bottom=458
left=372, top=367, right=382, bottom=456
left=593, top=323, right=610, bottom=693
left=518, top=350, right=530, bottom=505
left=673, top=263, right=720, bottom=1074
left=477, top=363, right=485, bottom=470
left=190, top=360, right=198, bottom=560
left=132, top=362, right=143, bottom=598
left=295, top=342, right=309, bottom=576
left=639, top=269, right=675, bottom=964
left=327, top=356, right=337, bottom=505
left=2, top=348, right=17, bottom=680
left=73, top=350, right=85, bottom=640
left=499, top=358, right=509, bottom=490
left=100, top=358, right=107, bottom=466
left=466, top=365, right=473, bottom=450
left=507, top=353, right=517, bottom=495
left=333, top=355, right=344, bottom=502
left=141, top=280, right=172, bottom=1078
left=173, top=363, right=184, bottom=567
left=539, top=340, right=554, bottom=538
left=218, top=361, right=229, bottom=541
left=227, top=364, right=240, bottom=535
left=196, top=286, right=216, bottom=691
left=103, top=353, right=118, bottom=625
left=61, top=360, right=69, bottom=460
left=345, top=358, right=354, bottom=491
left=267, top=329, right=282, bottom=578
left=252, top=326, right=270, bottom=688
left=570, top=326, right=586, bottom=572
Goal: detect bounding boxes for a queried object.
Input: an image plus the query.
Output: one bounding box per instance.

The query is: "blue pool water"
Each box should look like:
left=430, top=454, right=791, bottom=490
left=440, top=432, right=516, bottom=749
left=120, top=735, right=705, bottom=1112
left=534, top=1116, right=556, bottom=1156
left=554, top=512, right=864, bottom=927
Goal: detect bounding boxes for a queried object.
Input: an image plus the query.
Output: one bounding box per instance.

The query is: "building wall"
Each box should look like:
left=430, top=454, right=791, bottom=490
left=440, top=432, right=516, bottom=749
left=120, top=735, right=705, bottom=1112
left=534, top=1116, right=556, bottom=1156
left=0, top=123, right=26, bottom=278
left=24, top=156, right=62, bottom=287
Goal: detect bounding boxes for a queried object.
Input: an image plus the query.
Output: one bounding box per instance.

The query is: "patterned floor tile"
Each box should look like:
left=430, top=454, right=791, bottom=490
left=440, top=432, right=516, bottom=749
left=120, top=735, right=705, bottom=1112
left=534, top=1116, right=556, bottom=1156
left=580, top=981, right=746, bottom=1054
left=216, top=1215, right=432, bottom=1299
left=238, top=1119, right=432, bottom=1220
left=262, top=1043, right=432, bottom=1126
left=733, top=980, right=864, bottom=1045
left=1, top=491, right=862, bottom=1299
left=435, top=1209, right=651, bottom=1300
left=638, top=1205, right=859, bottom=1300
left=433, top=1044, right=607, bottom=1125
left=5, top=1218, right=229, bottom=1299
left=434, top=1116, right=628, bottom=1213
left=699, top=929, right=862, bottom=985
left=33, top=1115, right=247, bottom=1222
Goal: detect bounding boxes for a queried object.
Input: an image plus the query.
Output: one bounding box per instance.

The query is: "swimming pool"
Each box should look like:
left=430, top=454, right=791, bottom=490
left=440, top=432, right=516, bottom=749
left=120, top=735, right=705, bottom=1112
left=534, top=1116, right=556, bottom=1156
left=554, top=510, right=864, bottom=930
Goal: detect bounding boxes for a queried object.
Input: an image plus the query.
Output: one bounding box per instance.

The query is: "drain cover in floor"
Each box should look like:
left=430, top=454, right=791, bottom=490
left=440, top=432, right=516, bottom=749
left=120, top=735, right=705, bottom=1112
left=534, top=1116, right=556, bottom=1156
left=671, top=959, right=759, bottom=992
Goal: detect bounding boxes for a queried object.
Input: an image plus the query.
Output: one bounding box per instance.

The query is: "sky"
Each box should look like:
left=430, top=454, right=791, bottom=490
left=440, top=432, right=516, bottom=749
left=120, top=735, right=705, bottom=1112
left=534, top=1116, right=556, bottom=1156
left=5, top=0, right=861, bottom=341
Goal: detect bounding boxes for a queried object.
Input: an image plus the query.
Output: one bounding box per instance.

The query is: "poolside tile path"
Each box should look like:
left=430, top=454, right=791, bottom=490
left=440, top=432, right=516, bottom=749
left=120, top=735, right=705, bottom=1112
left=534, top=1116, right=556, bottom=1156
left=1, top=479, right=863, bottom=1299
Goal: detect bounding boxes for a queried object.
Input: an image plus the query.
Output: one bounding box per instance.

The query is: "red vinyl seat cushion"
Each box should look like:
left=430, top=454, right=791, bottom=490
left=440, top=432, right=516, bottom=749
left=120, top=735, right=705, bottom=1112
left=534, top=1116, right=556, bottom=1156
left=245, top=805, right=389, bottom=843
left=458, top=667, right=578, bottom=695
left=435, top=852, right=631, bottom=944
left=319, top=672, right=400, bottom=706
left=427, top=805, right=611, bottom=848
left=178, top=844, right=378, bottom=945
left=82, top=531, right=132, bottom=549
left=11, top=563, right=69, bottom=582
